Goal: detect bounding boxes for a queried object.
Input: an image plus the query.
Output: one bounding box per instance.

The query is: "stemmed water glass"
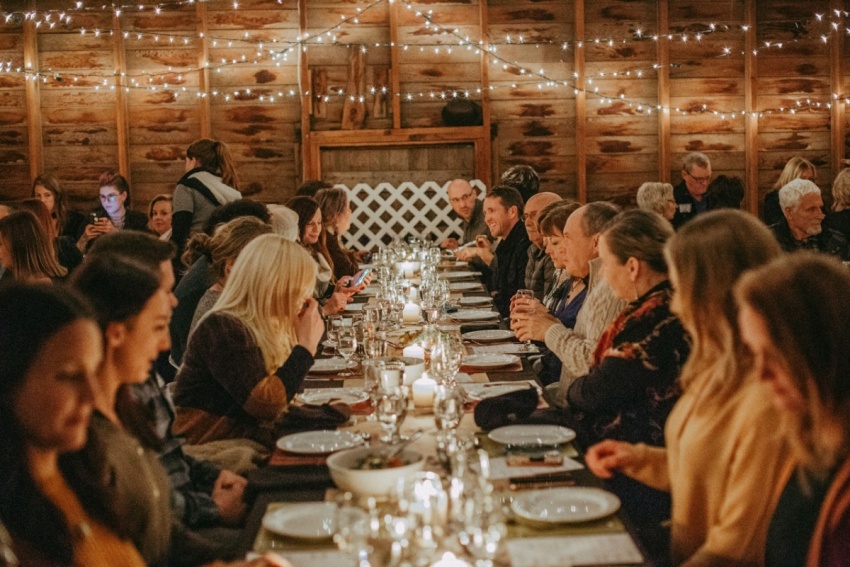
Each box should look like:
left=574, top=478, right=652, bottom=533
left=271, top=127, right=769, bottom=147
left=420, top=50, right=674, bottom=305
left=513, top=288, right=535, bottom=352
left=430, top=335, right=463, bottom=386
left=336, top=328, right=358, bottom=377
left=433, top=384, right=465, bottom=431
left=374, top=385, right=409, bottom=444
left=326, top=315, right=343, bottom=358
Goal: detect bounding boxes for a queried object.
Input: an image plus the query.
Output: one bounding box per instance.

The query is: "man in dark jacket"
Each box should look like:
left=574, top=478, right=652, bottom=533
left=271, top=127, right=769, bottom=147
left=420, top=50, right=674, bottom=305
left=672, top=152, right=712, bottom=228
left=771, top=178, right=850, bottom=260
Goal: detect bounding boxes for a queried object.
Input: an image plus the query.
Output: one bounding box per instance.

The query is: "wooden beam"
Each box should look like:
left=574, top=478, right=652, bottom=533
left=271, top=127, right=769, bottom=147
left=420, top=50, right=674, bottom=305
left=744, top=0, right=759, bottom=215
left=830, top=0, right=846, bottom=180
left=478, top=0, right=492, bottom=189
left=657, top=0, right=671, bottom=182
left=112, top=13, right=130, bottom=180
left=388, top=1, right=402, bottom=130
left=575, top=0, right=586, bottom=202
left=196, top=3, right=211, bottom=139
left=298, top=0, right=315, bottom=180
left=23, top=0, right=42, bottom=180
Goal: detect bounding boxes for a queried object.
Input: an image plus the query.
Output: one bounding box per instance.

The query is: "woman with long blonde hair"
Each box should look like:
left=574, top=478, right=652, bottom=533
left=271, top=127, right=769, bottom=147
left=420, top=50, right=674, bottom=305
left=173, top=234, right=324, bottom=448
left=763, top=157, right=817, bottom=226
left=586, top=210, right=791, bottom=567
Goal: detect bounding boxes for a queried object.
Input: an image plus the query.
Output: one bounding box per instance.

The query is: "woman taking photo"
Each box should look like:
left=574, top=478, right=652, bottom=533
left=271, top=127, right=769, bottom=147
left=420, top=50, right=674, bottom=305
left=32, top=172, right=86, bottom=239
left=148, top=194, right=173, bottom=241
left=173, top=235, right=325, bottom=449
left=315, top=186, right=368, bottom=280
left=0, top=210, right=67, bottom=283
left=586, top=210, right=789, bottom=567
left=736, top=253, right=850, bottom=567
left=171, top=139, right=242, bottom=258
left=77, top=171, right=149, bottom=252
left=0, top=284, right=146, bottom=566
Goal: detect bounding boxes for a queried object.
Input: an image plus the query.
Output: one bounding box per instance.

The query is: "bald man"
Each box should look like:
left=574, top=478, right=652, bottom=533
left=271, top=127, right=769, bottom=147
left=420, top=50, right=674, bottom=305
left=524, top=192, right=562, bottom=300
left=440, top=179, right=490, bottom=250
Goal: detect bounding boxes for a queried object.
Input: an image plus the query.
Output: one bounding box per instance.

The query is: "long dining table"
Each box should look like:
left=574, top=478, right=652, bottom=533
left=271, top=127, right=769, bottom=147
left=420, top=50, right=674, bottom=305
left=235, top=260, right=652, bottom=567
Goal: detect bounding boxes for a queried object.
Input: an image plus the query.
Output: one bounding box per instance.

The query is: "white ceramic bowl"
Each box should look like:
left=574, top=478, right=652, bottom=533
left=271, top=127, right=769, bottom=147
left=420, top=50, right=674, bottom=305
left=326, top=447, right=425, bottom=497
left=376, top=356, right=426, bottom=385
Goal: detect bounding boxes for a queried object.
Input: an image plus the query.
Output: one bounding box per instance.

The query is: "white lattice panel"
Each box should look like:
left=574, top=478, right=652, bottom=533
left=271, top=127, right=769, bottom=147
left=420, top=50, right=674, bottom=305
left=339, top=180, right=486, bottom=251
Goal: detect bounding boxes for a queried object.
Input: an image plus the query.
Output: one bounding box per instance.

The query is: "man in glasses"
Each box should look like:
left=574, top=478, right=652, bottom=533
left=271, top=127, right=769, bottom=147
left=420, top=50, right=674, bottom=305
left=672, top=152, right=712, bottom=228
left=441, top=178, right=490, bottom=250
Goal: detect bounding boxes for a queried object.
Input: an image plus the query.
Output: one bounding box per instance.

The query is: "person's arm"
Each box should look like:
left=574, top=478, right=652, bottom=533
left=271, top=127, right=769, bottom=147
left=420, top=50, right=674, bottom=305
left=170, top=185, right=194, bottom=259
left=585, top=440, right=671, bottom=492
left=544, top=323, right=596, bottom=379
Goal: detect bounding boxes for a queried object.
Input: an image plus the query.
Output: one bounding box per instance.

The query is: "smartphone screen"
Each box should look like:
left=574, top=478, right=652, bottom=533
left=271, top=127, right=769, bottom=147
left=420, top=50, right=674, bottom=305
left=350, top=268, right=371, bottom=287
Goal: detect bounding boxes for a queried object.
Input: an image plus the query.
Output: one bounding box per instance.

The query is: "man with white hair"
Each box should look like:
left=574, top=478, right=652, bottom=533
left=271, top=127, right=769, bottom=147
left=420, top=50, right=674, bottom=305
left=771, top=178, right=849, bottom=259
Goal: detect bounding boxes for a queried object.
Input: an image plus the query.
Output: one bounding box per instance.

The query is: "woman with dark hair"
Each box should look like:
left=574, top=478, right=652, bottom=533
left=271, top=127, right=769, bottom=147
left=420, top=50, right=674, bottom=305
left=70, top=254, right=174, bottom=565
left=586, top=210, right=789, bottom=567
left=287, top=195, right=360, bottom=316
left=171, top=139, right=242, bottom=260
left=315, top=187, right=368, bottom=280
left=32, top=172, right=86, bottom=239
left=17, top=198, right=83, bottom=273
left=0, top=283, right=144, bottom=566
left=736, top=253, right=850, bottom=567
left=77, top=171, right=149, bottom=252
left=0, top=210, right=67, bottom=283
left=148, top=194, right=173, bottom=241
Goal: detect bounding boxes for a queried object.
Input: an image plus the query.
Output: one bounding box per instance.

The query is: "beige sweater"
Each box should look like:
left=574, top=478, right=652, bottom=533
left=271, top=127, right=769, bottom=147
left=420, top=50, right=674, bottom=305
left=623, top=376, right=789, bottom=567
left=543, top=257, right=627, bottom=407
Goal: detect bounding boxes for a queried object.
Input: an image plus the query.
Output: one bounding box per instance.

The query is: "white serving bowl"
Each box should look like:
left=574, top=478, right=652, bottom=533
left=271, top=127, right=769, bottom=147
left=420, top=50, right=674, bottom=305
left=326, top=447, right=425, bottom=497
left=376, top=356, right=426, bottom=385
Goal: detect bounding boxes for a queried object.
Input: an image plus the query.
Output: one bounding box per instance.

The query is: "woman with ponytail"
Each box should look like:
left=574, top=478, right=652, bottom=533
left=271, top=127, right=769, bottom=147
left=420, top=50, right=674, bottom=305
left=171, top=139, right=242, bottom=264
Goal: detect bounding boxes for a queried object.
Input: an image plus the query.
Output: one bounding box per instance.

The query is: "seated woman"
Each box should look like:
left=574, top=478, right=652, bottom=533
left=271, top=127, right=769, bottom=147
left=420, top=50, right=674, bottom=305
left=0, top=284, right=146, bottom=566
left=636, top=182, right=677, bottom=223
left=586, top=210, right=790, bottom=567
left=70, top=254, right=174, bottom=566
left=148, top=194, right=173, bottom=241
left=0, top=210, right=67, bottom=283
left=17, top=198, right=83, bottom=274
left=173, top=235, right=325, bottom=449
left=763, top=156, right=816, bottom=227
left=536, top=201, right=582, bottom=385
left=184, top=216, right=272, bottom=332
left=287, top=195, right=361, bottom=316
left=315, top=186, right=368, bottom=280
left=77, top=171, right=149, bottom=252
left=32, top=172, right=87, bottom=239
left=736, top=253, right=850, bottom=567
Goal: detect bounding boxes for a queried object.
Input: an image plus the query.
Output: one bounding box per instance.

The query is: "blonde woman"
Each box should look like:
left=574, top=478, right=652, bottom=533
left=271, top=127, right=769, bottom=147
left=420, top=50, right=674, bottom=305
left=824, top=168, right=850, bottom=241
left=172, top=235, right=324, bottom=448
left=763, top=157, right=817, bottom=226
left=586, top=210, right=790, bottom=567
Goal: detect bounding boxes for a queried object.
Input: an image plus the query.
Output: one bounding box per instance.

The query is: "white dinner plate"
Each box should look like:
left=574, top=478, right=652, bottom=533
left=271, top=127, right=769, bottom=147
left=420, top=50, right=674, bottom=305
left=462, top=353, right=519, bottom=368
left=510, top=487, right=621, bottom=524
left=309, top=359, right=358, bottom=374
left=262, top=502, right=337, bottom=539
left=464, top=382, right=535, bottom=401
left=451, top=310, right=500, bottom=322
left=442, top=270, right=482, bottom=280
left=276, top=430, right=364, bottom=455
left=300, top=388, right=369, bottom=406
left=449, top=282, right=483, bottom=291
left=462, top=329, right=515, bottom=342
left=488, top=424, right=576, bottom=447
left=458, top=295, right=492, bottom=306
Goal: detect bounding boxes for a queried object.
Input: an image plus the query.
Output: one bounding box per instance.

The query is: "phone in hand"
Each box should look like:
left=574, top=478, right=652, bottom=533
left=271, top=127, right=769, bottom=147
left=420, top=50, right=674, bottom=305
left=349, top=268, right=372, bottom=287
left=89, top=212, right=101, bottom=224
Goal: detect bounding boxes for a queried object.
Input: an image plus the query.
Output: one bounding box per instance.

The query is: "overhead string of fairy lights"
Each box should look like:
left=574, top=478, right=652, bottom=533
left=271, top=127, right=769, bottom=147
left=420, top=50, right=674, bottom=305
left=1, top=0, right=849, bottom=115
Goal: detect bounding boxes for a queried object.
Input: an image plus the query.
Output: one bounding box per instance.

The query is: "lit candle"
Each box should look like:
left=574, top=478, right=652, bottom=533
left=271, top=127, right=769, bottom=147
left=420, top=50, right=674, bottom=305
left=402, top=303, right=421, bottom=324
left=432, top=552, right=471, bottom=567
left=407, top=285, right=419, bottom=302
left=411, top=375, right=437, bottom=407
left=403, top=344, right=425, bottom=359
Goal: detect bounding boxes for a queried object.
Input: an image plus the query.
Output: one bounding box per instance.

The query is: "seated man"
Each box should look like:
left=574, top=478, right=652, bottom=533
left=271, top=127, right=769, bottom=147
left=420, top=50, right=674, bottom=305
left=511, top=202, right=626, bottom=407
left=672, top=151, right=712, bottom=228
left=440, top=178, right=489, bottom=250
left=771, top=178, right=850, bottom=260
left=459, top=186, right=531, bottom=317
left=523, top=192, right=562, bottom=300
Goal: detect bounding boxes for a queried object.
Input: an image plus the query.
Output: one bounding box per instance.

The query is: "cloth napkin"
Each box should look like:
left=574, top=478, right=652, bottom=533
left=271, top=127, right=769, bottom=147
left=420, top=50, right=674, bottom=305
left=278, top=401, right=352, bottom=433
left=473, top=387, right=540, bottom=431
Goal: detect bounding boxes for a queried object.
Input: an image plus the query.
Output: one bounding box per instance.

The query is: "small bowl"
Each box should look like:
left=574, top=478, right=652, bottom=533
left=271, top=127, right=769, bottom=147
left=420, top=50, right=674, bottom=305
left=376, top=356, right=426, bottom=385
left=327, top=447, right=426, bottom=497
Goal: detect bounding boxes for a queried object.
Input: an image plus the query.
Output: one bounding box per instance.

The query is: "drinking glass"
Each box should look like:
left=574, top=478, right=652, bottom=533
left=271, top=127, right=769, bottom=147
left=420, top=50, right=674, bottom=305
left=326, top=315, right=344, bottom=358
left=363, top=334, right=386, bottom=358
left=513, top=288, right=535, bottom=352
left=433, top=384, right=465, bottom=431
left=362, top=359, right=385, bottom=421
left=336, top=328, right=358, bottom=377
left=334, top=492, right=372, bottom=566
left=431, top=335, right=463, bottom=385
left=396, top=472, right=448, bottom=564
left=374, top=386, right=409, bottom=444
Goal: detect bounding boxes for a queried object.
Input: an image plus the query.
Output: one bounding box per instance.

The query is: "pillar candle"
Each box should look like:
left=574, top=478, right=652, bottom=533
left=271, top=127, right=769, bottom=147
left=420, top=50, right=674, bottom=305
left=411, top=376, right=437, bottom=407
left=402, top=303, right=421, bottom=324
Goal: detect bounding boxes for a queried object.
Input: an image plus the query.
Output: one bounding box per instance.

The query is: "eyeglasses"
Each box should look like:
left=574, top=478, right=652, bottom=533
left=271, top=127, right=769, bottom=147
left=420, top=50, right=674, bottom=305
left=684, top=171, right=711, bottom=184
left=100, top=193, right=120, bottom=203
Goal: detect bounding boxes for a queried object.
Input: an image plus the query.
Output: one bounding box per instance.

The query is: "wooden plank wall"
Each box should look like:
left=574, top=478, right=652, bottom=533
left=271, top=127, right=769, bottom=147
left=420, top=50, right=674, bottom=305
left=0, top=0, right=846, bottom=211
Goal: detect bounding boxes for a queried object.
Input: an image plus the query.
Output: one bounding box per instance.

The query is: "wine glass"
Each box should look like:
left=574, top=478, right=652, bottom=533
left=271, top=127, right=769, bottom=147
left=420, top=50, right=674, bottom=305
left=433, top=384, right=465, bottom=431
left=326, top=315, right=343, bottom=358
left=513, top=288, right=535, bottom=352
left=336, top=328, right=358, bottom=377
left=334, top=492, right=372, bottom=565
left=431, top=335, right=463, bottom=385
left=374, top=386, right=409, bottom=444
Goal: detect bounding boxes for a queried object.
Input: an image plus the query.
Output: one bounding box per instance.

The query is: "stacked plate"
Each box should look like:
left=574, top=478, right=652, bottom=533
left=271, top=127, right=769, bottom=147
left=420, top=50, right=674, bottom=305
left=458, top=295, right=493, bottom=306
left=461, top=353, right=520, bottom=369
left=462, top=329, right=514, bottom=342
left=488, top=424, right=576, bottom=447
left=300, top=388, right=368, bottom=406
left=451, top=310, right=500, bottom=322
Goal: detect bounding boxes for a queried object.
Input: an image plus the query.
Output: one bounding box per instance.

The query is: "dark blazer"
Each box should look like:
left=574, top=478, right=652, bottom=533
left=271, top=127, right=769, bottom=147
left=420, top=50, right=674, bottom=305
left=491, top=220, right=531, bottom=317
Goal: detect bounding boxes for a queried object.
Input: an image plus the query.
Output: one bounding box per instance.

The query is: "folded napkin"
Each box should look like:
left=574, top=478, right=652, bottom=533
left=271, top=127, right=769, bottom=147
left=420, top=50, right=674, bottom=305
left=474, top=387, right=540, bottom=431
left=278, top=401, right=352, bottom=433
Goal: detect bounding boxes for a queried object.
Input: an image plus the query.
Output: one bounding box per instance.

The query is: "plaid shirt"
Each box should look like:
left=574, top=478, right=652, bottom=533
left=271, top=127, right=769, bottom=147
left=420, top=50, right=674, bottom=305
left=525, top=243, right=556, bottom=301
left=132, top=375, right=222, bottom=528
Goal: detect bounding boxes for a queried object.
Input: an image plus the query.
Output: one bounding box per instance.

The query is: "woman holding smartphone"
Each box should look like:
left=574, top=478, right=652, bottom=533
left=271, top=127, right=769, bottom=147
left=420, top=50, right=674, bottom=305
left=77, top=171, right=149, bottom=252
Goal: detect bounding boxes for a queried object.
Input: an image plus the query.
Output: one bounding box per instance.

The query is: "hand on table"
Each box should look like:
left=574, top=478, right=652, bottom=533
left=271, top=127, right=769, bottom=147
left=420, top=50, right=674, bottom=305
left=212, top=469, right=248, bottom=525
left=455, top=235, right=493, bottom=265
left=296, top=298, right=324, bottom=355
left=584, top=440, right=640, bottom=479
left=441, top=237, right=459, bottom=250
left=322, top=291, right=351, bottom=316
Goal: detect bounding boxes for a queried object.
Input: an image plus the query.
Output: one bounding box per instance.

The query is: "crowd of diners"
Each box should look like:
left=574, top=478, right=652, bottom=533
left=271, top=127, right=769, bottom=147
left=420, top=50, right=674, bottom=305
left=0, top=139, right=848, bottom=567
